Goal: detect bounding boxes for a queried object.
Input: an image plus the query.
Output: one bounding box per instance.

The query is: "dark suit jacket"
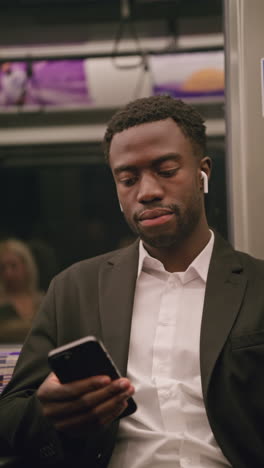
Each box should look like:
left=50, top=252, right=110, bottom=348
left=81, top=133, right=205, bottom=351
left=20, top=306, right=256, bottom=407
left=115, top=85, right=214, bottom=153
left=0, top=232, right=264, bottom=467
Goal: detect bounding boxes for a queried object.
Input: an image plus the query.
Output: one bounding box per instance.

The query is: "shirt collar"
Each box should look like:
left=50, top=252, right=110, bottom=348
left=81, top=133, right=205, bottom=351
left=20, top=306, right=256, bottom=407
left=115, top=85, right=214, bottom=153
left=137, top=230, right=214, bottom=283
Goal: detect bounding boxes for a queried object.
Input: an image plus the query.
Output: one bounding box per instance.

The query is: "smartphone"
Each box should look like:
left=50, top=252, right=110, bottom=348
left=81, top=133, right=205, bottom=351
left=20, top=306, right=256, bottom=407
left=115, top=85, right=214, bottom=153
left=48, top=336, right=137, bottom=417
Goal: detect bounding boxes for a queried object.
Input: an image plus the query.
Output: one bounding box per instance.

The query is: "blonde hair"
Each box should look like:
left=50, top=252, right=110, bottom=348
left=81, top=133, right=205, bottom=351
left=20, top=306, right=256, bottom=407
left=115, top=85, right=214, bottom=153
left=0, top=238, right=39, bottom=293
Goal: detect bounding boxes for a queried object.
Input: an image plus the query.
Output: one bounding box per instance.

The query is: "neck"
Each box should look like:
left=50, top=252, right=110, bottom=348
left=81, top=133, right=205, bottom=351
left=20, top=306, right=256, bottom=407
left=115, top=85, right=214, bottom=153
left=143, top=224, right=211, bottom=273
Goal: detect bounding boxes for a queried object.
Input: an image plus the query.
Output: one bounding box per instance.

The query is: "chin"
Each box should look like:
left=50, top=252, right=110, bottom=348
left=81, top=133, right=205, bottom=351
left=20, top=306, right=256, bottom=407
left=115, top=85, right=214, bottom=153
left=140, top=231, right=180, bottom=249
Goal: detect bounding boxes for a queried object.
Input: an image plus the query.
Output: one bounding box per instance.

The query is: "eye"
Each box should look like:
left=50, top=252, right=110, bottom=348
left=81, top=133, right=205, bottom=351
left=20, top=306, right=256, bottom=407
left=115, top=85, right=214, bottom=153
left=119, top=176, right=138, bottom=187
left=158, top=167, right=179, bottom=178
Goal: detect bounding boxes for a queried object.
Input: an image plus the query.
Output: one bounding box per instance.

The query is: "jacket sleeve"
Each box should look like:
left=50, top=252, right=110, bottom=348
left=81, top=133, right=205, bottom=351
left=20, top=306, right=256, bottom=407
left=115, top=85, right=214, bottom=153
left=0, top=277, right=108, bottom=467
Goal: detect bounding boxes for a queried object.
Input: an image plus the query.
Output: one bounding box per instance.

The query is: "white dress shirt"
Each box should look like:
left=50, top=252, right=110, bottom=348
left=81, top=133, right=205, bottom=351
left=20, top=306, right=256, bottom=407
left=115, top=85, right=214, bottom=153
left=108, top=232, right=231, bottom=468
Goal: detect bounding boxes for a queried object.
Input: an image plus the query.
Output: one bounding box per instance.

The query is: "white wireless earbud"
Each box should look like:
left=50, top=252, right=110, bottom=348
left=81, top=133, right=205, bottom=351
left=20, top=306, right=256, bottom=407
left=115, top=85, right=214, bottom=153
left=119, top=201, right=124, bottom=213
left=201, top=171, right=208, bottom=194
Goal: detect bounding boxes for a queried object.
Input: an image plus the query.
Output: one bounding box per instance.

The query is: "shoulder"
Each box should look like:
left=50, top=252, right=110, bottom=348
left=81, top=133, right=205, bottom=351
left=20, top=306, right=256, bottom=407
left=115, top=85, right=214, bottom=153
left=212, top=230, right=264, bottom=277
left=51, top=241, right=139, bottom=285
left=234, top=249, right=264, bottom=275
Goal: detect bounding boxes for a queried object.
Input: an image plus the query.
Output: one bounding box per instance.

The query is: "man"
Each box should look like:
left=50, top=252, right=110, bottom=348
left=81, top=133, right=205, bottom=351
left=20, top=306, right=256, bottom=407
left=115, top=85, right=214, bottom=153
left=0, top=95, right=264, bottom=468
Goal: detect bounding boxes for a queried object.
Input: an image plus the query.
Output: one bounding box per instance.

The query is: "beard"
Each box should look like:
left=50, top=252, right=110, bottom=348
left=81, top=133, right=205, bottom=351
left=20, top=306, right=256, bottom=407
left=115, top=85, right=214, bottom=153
left=125, top=194, right=203, bottom=249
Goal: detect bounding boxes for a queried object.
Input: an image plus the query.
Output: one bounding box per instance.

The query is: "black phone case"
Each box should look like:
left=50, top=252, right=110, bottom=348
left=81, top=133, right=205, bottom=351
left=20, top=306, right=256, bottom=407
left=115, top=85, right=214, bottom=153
left=48, top=338, right=137, bottom=418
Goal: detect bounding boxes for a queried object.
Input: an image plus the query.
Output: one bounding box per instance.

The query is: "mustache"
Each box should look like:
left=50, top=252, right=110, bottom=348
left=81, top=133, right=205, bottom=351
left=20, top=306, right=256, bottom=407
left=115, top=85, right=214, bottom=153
left=134, top=204, right=181, bottom=222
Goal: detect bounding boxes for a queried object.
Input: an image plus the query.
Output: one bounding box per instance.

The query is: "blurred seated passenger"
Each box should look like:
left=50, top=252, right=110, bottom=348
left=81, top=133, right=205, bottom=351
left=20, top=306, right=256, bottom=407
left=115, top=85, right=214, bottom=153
left=0, top=238, right=44, bottom=343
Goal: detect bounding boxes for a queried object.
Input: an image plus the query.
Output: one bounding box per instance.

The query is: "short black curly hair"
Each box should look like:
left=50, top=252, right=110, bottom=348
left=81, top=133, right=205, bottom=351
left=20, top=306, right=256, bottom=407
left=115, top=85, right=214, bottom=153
left=103, top=95, right=207, bottom=162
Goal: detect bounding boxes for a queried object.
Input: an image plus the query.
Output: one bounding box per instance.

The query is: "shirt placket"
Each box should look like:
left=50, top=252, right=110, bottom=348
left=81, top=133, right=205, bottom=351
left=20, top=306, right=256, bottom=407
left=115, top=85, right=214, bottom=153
left=153, top=274, right=186, bottom=434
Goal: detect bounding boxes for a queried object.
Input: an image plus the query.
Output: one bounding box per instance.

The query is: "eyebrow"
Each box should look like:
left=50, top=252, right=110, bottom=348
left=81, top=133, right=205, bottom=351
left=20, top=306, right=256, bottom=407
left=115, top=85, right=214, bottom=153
left=113, top=153, right=182, bottom=176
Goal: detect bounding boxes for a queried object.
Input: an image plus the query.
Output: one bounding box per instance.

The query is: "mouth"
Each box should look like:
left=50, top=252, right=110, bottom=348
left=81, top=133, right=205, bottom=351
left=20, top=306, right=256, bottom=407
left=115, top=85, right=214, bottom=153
left=138, top=208, right=174, bottom=227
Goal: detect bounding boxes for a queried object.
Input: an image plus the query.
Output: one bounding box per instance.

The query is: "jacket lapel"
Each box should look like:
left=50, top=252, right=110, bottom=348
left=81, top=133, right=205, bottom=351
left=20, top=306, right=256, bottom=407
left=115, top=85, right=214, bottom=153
left=98, top=240, right=139, bottom=376
left=97, top=233, right=248, bottom=396
left=200, top=233, right=248, bottom=399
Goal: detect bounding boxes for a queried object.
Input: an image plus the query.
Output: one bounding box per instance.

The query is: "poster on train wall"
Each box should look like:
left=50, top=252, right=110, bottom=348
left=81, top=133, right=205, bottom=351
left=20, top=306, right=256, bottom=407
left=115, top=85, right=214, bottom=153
left=261, top=58, right=264, bottom=117
left=0, top=60, right=92, bottom=109
left=150, top=50, right=225, bottom=100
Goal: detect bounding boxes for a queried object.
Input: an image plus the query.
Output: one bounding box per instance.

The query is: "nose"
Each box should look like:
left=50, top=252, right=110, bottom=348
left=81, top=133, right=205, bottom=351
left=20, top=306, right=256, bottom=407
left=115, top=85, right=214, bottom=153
left=136, top=172, right=164, bottom=204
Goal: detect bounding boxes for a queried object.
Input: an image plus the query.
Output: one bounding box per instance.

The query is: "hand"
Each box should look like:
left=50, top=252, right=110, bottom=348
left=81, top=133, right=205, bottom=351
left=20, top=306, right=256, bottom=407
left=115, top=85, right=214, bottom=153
left=37, top=372, right=135, bottom=437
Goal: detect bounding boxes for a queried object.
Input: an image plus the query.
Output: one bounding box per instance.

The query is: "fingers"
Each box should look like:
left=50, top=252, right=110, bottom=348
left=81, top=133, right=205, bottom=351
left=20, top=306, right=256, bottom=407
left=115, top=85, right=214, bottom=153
left=43, top=378, right=133, bottom=420
left=54, top=383, right=134, bottom=434
left=37, top=372, right=111, bottom=402
left=37, top=372, right=135, bottom=436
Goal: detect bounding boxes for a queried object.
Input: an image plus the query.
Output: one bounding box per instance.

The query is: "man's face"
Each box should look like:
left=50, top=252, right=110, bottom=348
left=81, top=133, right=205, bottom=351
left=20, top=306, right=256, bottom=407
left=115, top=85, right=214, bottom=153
left=109, top=118, right=209, bottom=250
